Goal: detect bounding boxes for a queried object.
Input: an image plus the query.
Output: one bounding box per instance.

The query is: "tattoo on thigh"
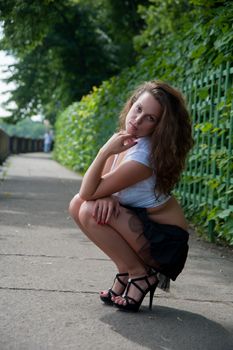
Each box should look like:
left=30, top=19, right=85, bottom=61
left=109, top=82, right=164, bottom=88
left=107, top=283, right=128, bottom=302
left=127, top=214, right=143, bottom=233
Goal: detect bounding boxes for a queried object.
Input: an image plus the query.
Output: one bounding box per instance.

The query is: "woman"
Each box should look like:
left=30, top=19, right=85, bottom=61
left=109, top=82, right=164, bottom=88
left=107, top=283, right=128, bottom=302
left=69, top=80, right=194, bottom=312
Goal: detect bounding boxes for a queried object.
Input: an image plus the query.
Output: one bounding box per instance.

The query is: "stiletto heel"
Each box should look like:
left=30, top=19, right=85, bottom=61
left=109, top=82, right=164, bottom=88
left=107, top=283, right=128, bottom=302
left=149, top=284, right=157, bottom=309
left=114, top=272, right=158, bottom=312
left=100, top=272, right=128, bottom=305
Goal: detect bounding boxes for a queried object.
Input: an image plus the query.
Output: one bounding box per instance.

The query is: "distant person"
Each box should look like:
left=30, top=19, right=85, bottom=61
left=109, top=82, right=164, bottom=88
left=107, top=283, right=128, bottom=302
left=69, top=80, right=193, bottom=312
left=43, top=131, right=52, bottom=153
left=48, top=129, right=55, bottom=150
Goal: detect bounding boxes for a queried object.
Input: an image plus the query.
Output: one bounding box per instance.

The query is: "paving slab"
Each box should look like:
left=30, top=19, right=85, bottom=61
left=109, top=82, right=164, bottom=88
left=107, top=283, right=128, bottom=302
left=0, top=152, right=233, bottom=350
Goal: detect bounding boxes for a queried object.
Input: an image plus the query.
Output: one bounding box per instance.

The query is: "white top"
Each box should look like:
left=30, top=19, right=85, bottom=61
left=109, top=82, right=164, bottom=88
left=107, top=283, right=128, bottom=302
left=113, top=137, right=171, bottom=208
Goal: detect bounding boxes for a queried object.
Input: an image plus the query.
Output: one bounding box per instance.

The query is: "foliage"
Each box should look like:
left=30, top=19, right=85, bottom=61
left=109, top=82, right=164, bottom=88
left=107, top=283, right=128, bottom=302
left=0, top=0, right=117, bottom=123
left=0, top=118, right=45, bottom=138
left=134, top=0, right=233, bottom=80
left=102, top=0, right=149, bottom=68
left=0, top=0, right=147, bottom=124
left=54, top=0, right=233, bottom=245
left=177, top=73, right=233, bottom=245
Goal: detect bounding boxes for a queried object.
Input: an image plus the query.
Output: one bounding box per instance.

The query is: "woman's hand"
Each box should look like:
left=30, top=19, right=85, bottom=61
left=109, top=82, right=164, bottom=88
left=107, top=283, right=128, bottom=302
left=100, top=132, right=137, bottom=156
left=92, top=196, right=121, bottom=224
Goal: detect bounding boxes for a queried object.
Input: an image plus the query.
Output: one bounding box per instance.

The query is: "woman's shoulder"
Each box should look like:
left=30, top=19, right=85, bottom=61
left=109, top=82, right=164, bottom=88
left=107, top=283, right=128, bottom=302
left=133, top=136, right=151, bottom=153
left=124, top=137, right=152, bottom=167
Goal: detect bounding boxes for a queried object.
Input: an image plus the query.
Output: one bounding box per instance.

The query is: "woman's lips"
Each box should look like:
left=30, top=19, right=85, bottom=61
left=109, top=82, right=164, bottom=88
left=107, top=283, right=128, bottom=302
left=129, top=122, right=137, bottom=132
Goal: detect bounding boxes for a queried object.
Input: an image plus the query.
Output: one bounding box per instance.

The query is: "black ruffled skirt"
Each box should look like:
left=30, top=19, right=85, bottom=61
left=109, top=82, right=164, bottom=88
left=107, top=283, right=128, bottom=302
left=123, top=205, right=189, bottom=282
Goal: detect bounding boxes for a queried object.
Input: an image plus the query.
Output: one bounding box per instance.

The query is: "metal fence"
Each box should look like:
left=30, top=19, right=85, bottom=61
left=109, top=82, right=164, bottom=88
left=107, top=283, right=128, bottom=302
left=0, top=129, right=10, bottom=164
left=178, top=62, right=233, bottom=239
left=0, top=128, right=43, bottom=165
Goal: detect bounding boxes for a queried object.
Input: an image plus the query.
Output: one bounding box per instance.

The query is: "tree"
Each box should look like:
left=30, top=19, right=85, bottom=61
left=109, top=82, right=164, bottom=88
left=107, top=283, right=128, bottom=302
left=0, top=0, right=118, bottom=123
left=0, top=0, right=149, bottom=124
left=103, top=0, right=149, bottom=67
left=134, top=0, right=233, bottom=75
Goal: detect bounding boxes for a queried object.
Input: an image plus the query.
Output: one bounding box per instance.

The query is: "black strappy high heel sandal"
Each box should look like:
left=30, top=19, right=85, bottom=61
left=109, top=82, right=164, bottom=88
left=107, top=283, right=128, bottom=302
left=100, top=272, right=129, bottom=305
left=114, top=272, right=158, bottom=312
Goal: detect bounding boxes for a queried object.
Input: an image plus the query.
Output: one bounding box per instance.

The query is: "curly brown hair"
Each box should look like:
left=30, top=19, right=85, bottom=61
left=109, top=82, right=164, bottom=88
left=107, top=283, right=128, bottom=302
left=119, top=80, right=194, bottom=194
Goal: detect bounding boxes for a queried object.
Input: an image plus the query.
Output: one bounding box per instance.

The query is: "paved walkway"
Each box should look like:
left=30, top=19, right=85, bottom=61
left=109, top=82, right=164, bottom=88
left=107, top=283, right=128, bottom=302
left=0, top=153, right=233, bottom=350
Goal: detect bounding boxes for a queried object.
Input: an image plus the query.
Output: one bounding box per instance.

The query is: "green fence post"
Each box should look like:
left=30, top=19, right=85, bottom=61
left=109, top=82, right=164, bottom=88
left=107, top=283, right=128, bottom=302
left=208, top=220, right=216, bottom=242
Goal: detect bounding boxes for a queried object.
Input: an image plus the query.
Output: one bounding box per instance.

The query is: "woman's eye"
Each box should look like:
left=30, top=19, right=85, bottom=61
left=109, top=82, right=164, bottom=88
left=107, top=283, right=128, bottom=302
left=147, top=115, right=156, bottom=122
left=136, top=105, right=142, bottom=112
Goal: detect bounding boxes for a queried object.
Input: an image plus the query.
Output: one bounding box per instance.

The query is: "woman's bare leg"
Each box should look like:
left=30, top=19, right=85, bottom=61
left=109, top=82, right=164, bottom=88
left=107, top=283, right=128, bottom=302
left=69, top=195, right=157, bottom=303
left=105, top=205, right=158, bottom=305
left=79, top=201, right=148, bottom=275
left=69, top=195, right=127, bottom=295
left=69, top=194, right=147, bottom=274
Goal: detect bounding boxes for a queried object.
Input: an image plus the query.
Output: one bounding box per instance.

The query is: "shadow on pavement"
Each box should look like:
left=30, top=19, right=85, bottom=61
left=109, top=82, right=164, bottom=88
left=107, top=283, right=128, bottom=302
left=0, top=176, right=80, bottom=229
left=100, top=305, right=233, bottom=350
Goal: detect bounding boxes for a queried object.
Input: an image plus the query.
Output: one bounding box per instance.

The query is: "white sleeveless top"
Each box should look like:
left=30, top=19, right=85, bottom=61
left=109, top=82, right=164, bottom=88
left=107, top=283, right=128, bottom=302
left=113, top=137, right=171, bottom=208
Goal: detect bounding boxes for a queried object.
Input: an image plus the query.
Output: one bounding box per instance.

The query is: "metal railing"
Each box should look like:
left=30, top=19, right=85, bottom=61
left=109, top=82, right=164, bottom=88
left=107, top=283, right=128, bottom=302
left=0, top=128, right=43, bottom=164
left=178, top=62, right=233, bottom=240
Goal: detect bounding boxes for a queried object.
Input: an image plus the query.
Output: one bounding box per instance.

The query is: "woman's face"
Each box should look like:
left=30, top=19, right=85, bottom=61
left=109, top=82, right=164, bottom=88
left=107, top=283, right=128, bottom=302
left=125, top=91, right=162, bottom=138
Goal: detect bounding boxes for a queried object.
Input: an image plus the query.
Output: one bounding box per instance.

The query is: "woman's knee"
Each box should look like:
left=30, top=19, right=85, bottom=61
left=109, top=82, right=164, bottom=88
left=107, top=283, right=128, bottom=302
left=79, top=201, right=97, bottom=228
left=69, top=193, right=84, bottom=219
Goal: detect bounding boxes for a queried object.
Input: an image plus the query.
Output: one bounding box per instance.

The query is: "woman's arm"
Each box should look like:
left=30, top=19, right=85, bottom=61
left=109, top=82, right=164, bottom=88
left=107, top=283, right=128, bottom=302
left=79, top=132, right=152, bottom=201
left=101, top=155, right=115, bottom=176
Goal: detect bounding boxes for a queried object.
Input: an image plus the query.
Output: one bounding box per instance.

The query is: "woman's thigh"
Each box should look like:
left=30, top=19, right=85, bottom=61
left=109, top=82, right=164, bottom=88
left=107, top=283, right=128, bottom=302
left=108, top=206, right=155, bottom=266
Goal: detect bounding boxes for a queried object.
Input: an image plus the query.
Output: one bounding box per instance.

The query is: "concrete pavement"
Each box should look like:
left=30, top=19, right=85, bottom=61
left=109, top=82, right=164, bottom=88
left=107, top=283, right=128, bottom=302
left=0, top=152, right=233, bottom=350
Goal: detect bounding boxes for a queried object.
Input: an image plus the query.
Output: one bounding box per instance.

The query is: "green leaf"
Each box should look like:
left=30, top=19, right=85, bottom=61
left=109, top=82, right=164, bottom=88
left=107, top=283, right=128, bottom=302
left=217, top=209, right=233, bottom=219
left=200, top=122, right=213, bottom=133
left=198, top=88, right=209, bottom=100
